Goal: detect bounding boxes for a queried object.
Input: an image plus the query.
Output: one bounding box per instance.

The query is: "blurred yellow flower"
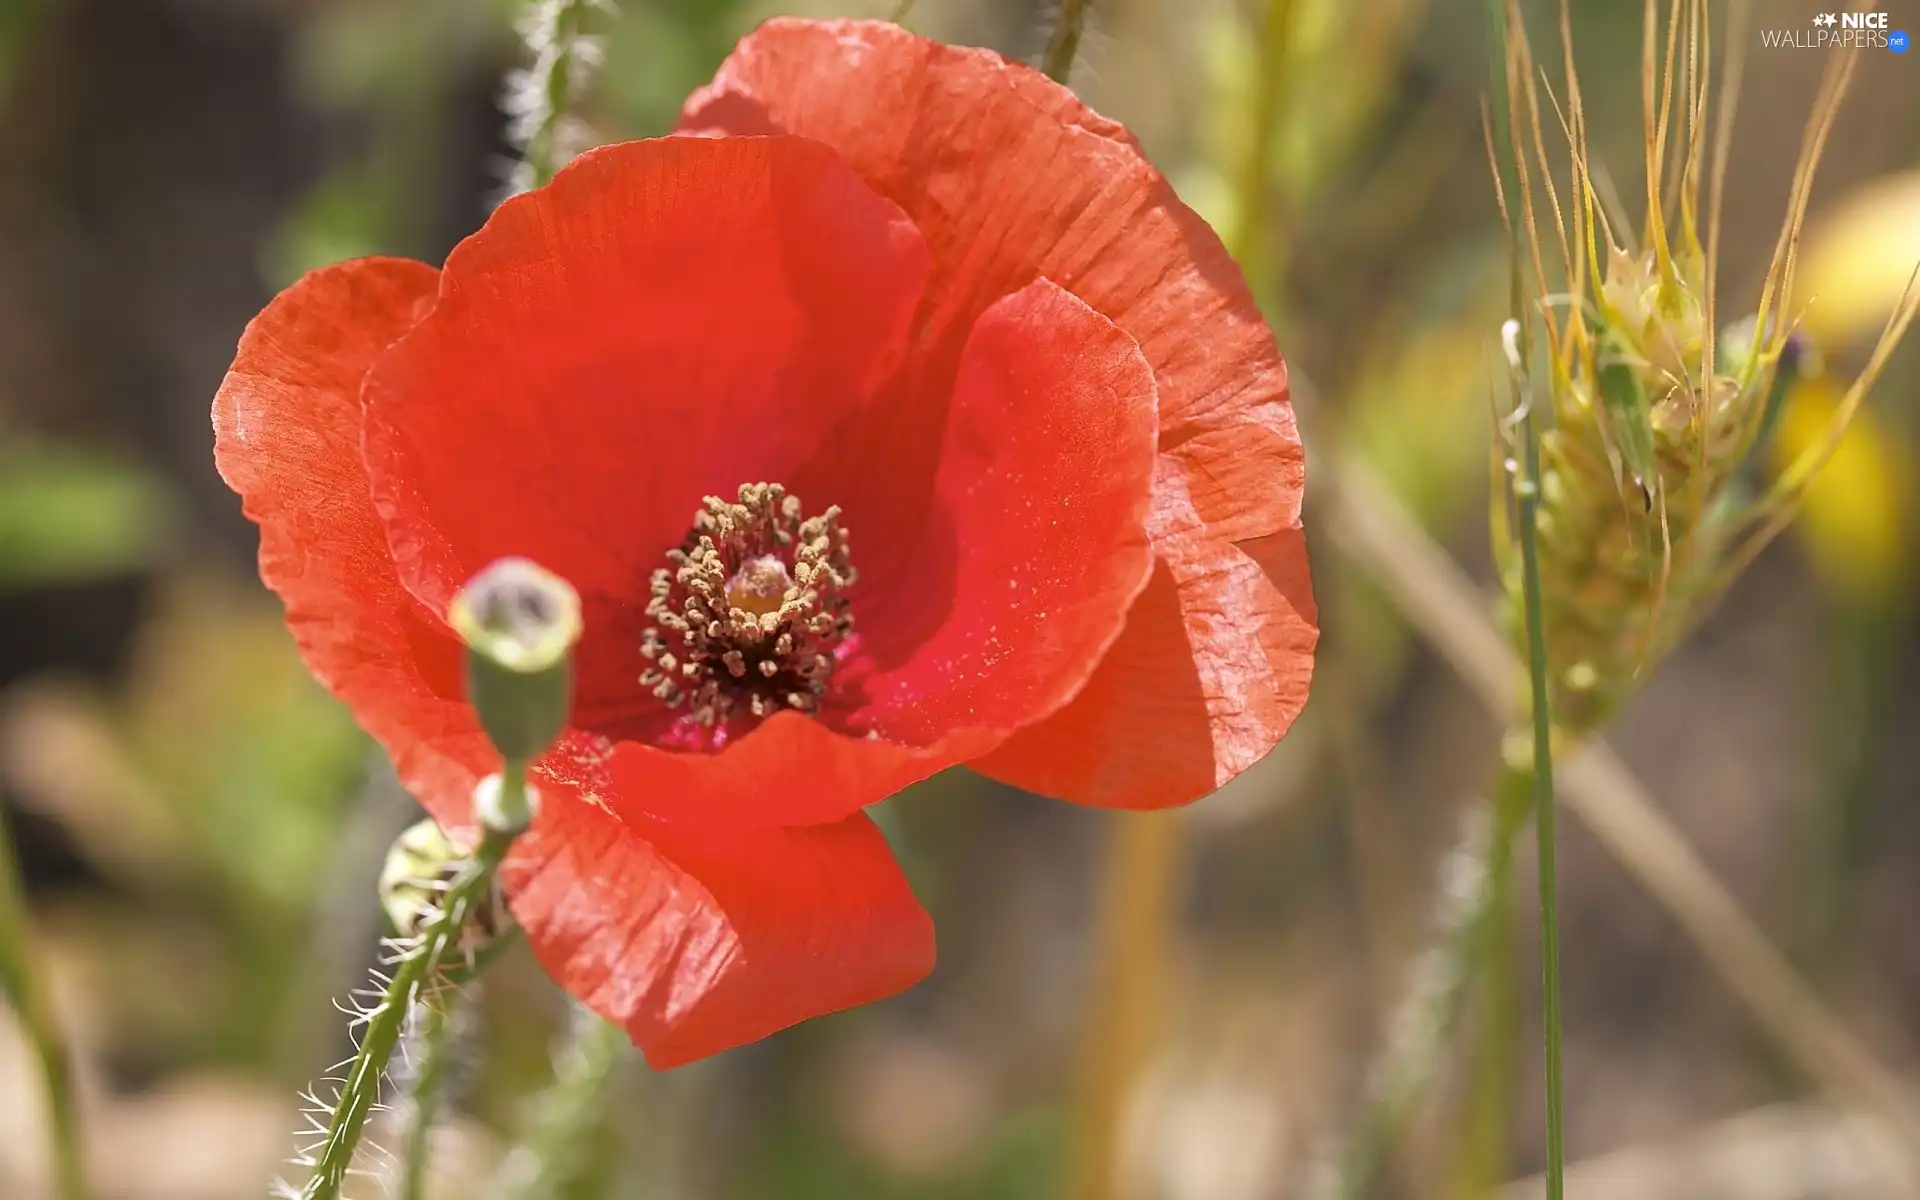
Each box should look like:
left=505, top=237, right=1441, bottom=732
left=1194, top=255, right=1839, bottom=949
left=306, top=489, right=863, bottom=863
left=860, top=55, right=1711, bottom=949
left=1772, top=376, right=1913, bottom=605
left=1794, top=169, right=1920, bottom=349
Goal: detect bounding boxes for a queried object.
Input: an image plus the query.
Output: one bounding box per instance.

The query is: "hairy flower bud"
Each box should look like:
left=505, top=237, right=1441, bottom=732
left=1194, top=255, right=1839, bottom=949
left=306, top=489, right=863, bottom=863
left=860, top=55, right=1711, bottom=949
left=378, top=818, right=506, bottom=953
left=448, top=557, right=581, bottom=762
left=379, top=818, right=461, bottom=939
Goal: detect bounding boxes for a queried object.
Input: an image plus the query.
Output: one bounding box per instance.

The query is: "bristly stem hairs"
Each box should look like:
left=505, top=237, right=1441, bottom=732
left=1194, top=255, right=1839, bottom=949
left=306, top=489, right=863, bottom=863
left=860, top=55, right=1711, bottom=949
left=504, top=0, right=617, bottom=194
left=281, top=557, right=579, bottom=1198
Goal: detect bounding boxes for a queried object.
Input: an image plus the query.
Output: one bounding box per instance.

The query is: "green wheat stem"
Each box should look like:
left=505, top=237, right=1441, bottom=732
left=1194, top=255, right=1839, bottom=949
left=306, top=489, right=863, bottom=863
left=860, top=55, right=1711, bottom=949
left=298, top=770, right=528, bottom=1200
left=1041, top=0, right=1093, bottom=83
left=0, top=812, right=86, bottom=1200
left=1310, top=7, right=1569, bottom=1191
left=503, top=1009, right=633, bottom=1200
left=1516, top=405, right=1567, bottom=1199
left=1482, top=0, right=1568, bottom=1186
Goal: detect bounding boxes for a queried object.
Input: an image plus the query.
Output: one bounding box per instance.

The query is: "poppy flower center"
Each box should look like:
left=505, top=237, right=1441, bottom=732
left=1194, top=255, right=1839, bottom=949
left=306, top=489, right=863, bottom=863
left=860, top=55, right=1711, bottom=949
left=640, top=482, right=856, bottom=728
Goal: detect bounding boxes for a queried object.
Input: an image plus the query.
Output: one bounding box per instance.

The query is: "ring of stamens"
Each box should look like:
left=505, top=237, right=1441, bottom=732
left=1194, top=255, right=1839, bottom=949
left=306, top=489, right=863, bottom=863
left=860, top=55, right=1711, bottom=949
left=640, top=482, right=856, bottom=728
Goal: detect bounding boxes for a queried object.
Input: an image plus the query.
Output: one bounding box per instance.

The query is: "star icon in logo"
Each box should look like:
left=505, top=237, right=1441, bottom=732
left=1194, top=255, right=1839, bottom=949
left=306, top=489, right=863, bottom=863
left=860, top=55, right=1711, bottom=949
left=1813, top=12, right=1837, bottom=26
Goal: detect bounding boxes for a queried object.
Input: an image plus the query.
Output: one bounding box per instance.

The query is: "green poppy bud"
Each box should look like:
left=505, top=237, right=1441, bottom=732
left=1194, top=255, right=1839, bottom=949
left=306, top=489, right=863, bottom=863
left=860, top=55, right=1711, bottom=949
left=448, top=556, right=581, bottom=763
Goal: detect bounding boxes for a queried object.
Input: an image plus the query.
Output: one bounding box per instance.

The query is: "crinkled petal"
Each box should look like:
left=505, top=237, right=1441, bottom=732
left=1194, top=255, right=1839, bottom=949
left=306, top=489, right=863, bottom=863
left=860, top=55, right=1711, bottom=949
left=682, top=19, right=1316, bottom=807
left=850, top=280, right=1158, bottom=740
left=507, top=733, right=934, bottom=1069
left=977, top=436, right=1318, bottom=808
left=359, top=135, right=931, bottom=743
left=213, top=258, right=933, bottom=1065
left=974, top=527, right=1317, bottom=809
left=211, top=257, right=490, bottom=819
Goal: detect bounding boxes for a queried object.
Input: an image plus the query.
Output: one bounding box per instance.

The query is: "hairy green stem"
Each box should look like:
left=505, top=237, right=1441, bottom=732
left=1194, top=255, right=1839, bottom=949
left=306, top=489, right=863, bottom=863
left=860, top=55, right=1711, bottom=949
left=512, top=0, right=607, bottom=192
left=1041, top=0, right=1093, bottom=84
left=297, top=773, right=528, bottom=1200
left=0, top=813, right=86, bottom=1200
left=1313, top=760, right=1533, bottom=1200
left=503, top=1009, right=633, bottom=1200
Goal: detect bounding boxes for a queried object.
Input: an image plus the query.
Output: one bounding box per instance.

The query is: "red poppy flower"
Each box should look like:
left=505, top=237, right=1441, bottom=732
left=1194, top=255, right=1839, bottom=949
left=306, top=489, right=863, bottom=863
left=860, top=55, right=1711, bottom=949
left=213, top=18, right=1314, bottom=1067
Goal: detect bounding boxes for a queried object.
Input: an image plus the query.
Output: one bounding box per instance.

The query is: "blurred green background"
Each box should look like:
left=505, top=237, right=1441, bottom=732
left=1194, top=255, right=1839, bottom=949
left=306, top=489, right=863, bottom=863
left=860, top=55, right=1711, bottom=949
left=0, top=0, right=1916, bottom=1196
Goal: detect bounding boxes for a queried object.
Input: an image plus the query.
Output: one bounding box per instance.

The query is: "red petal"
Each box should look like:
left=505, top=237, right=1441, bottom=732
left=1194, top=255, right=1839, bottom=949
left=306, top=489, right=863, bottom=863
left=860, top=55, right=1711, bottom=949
left=606, top=278, right=1152, bottom=833
left=211, top=257, right=492, bottom=824
left=977, top=433, right=1319, bottom=808
left=608, top=279, right=1160, bottom=831
left=360, top=135, right=930, bottom=734
left=214, top=260, right=933, bottom=1064
left=973, top=529, right=1318, bottom=809
left=606, top=713, right=995, bottom=830
left=682, top=20, right=1316, bottom=807
left=850, top=280, right=1158, bottom=742
left=507, top=732, right=934, bottom=1068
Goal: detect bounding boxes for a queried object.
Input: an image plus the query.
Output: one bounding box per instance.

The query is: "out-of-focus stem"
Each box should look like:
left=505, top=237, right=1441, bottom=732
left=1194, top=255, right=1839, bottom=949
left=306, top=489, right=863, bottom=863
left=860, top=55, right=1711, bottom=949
left=0, top=812, right=86, bottom=1200
left=1043, top=8, right=1195, bottom=1195
left=1313, top=761, right=1531, bottom=1200
left=398, top=994, right=458, bottom=1200
left=1069, top=810, right=1188, bottom=1200
left=510, top=0, right=606, bottom=193
left=1041, top=0, right=1093, bottom=84
left=503, top=1009, right=633, bottom=1200
left=1231, top=0, right=1296, bottom=315
left=1321, top=454, right=1920, bottom=1187
left=1453, top=794, right=1520, bottom=1198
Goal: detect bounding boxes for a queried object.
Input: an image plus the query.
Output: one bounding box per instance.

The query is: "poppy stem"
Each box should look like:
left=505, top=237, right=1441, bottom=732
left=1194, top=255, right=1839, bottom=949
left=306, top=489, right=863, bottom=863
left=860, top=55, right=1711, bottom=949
left=510, top=0, right=612, bottom=192
left=0, top=809, right=88, bottom=1200
left=294, top=774, right=529, bottom=1200
left=501, top=1007, right=633, bottom=1200
left=1040, top=0, right=1093, bottom=84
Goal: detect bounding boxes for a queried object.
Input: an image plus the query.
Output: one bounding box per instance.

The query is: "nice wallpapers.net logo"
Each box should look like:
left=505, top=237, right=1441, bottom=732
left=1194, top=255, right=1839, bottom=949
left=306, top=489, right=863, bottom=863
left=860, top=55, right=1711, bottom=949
left=1761, top=11, right=1909, bottom=50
